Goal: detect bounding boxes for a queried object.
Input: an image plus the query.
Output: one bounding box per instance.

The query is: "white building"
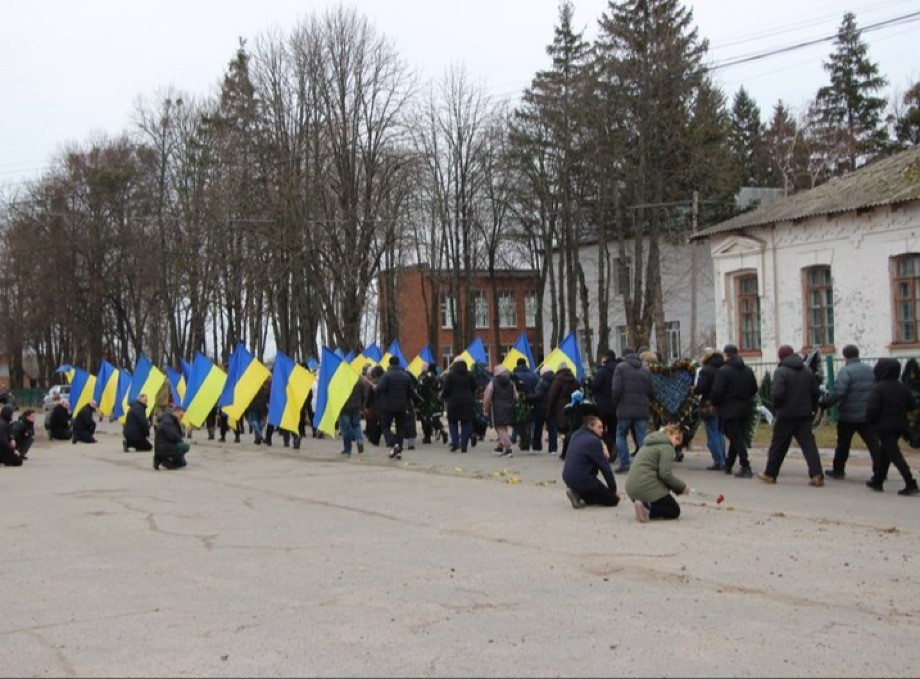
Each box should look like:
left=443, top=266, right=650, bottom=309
left=691, top=145, right=920, bottom=363
left=542, top=236, right=716, bottom=363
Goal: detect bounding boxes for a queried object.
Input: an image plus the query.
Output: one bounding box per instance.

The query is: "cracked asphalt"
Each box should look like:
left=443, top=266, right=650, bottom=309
left=2, top=420, right=920, bottom=677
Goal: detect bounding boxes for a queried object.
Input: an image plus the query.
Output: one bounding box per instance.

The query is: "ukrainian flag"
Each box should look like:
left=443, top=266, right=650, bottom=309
left=312, top=346, right=360, bottom=438
left=180, top=358, right=193, bottom=384
left=127, top=355, right=166, bottom=419
left=218, top=343, right=271, bottom=426
left=501, top=331, right=537, bottom=372
left=166, top=366, right=186, bottom=406
left=457, top=337, right=488, bottom=369
left=69, top=368, right=97, bottom=415
left=111, top=370, right=133, bottom=420
left=55, top=364, right=75, bottom=383
left=181, top=353, right=227, bottom=428
left=93, top=360, right=120, bottom=417
left=379, top=339, right=408, bottom=369
left=306, top=356, right=320, bottom=372
left=407, top=344, right=436, bottom=378
left=350, top=342, right=382, bottom=373
left=541, top=332, right=584, bottom=380
left=267, top=351, right=316, bottom=434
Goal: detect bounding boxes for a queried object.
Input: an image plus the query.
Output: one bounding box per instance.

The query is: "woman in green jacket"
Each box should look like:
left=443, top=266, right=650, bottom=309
left=625, top=423, right=689, bottom=522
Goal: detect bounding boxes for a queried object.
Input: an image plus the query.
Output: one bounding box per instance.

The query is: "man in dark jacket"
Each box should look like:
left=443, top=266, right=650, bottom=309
left=154, top=406, right=190, bottom=470
left=758, top=345, right=824, bottom=486
left=529, top=368, right=554, bottom=452
left=48, top=397, right=72, bottom=441
left=711, top=344, right=759, bottom=478
left=865, top=358, right=919, bottom=495
left=510, top=358, right=537, bottom=451
left=588, top=350, right=618, bottom=455
left=611, top=347, right=654, bottom=473
left=11, top=409, right=37, bottom=461
left=0, top=405, right=23, bottom=466
left=123, top=393, right=152, bottom=452
left=820, top=344, right=880, bottom=479
left=246, top=379, right=270, bottom=444
left=375, top=356, right=419, bottom=459
left=694, top=348, right=726, bottom=470
left=441, top=358, right=477, bottom=452
left=71, top=400, right=98, bottom=444
left=338, top=379, right=365, bottom=456
left=562, top=415, right=620, bottom=508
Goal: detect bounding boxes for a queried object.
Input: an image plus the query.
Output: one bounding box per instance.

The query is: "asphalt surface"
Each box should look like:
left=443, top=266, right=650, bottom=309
left=3, top=420, right=920, bottom=677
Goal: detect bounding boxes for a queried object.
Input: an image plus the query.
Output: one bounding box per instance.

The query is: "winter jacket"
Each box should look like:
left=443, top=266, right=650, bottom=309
left=624, top=429, right=687, bottom=502
left=483, top=371, right=518, bottom=427
left=375, top=367, right=418, bottom=414
left=48, top=403, right=71, bottom=439
left=246, top=384, right=269, bottom=418
left=771, top=353, right=819, bottom=419
left=693, top=352, right=725, bottom=413
left=589, top=359, right=618, bottom=416
left=562, top=425, right=617, bottom=498
left=72, top=404, right=97, bottom=438
left=711, top=355, right=758, bottom=420
left=155, top=411, right=185, bottom=458
left=441, top=361, right=478, bottom=422
left=0, top=406, right=17, bottom=464
left=341, top=380, right=364, bottom=416
left=528, top=370, right=554, bottom=418
left=610, top=353, right=654, bottom=419
left=823, top=358, right=874, bottom=422
left=866, top=358, right=917, bottom=434
left=546, top=367, right=579, bottom=428
left=11, top=414, right=35, bottom=451
left=511, top=365, right=538, bottom=397
left=123, top=400, right=151, bottom=443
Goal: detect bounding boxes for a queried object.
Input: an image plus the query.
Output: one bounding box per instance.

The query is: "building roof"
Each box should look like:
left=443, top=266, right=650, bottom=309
left=691, top=145, right=920, bottom=240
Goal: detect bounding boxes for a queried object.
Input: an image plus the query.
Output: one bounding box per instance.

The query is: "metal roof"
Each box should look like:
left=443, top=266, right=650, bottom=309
left=691, top=145, right=920, bottom=240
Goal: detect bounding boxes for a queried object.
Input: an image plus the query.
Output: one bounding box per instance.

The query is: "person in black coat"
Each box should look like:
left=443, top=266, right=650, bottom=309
left=711, top=344, right=758, bottom=477
left=510, top=359, right=538, bottom=451
left=546, top=364, right=580, bottom=458
left=246, top=379, right=270, bottom=444
left=154, top=406, right=190, bottom=470
left=693, top=348, right=726, bottom=470
left=375, top=356, right=419, bottom=459
left=528, top=368, right=554, bottom=452
left=588, top=350, right=619, bottom=455
left=71, top=400, right=98, bottom=444
left=610, top=348, right=654, bottom=473
left=48, top=398, right=72, bottom=441
left=865, top=358, right=919, bottom=495
left=0, top=405, right=23, bottom=467
left=758, top=345, right=823, bottom=486
left=441, top=357, right=478, bottom=453
left=561, top=416, right=620, bottom=508
left=11, top=409, right=37, bottom=461
left=122, top=393, right=152, bottom=452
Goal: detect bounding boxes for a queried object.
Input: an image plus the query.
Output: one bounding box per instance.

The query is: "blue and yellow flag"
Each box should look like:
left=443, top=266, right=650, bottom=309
left=501, top=331, right=537, bottom=372
left=181, top=353, right=227, bottom=428
left=218, top=343, right=271, bottom=426
left=350, top=342, right=383, bottom=372
left=166, top=366, right=186, bottom=406
left=111, top=370, right=133, bottom=420
left=126, top=355, right=166, bottom=419
left=267, top=351, right=316, bottom=434
left=55, top=364, right=75, bottom=383
left=93, top=360, right=120, bottom=417
left=306, top=356, right=320, bottom=372
left=180, top=358, right=193, bottom=384
left=380, top=339, right=408, bottom=369
left=407, top=344, right=436, bottom=378
left=457, top=337, right=488, bottom=369
left=312, top=346, right=361, bottom=438
left=541, top=332, right=584, bottom=380
left=69, top=368, right=97, bottom=415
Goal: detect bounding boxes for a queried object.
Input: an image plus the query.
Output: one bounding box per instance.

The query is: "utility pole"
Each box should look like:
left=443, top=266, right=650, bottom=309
left=690, top=190, right=699, bottom=355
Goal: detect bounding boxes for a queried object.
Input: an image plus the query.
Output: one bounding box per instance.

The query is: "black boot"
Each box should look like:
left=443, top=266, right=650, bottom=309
left=898, top=479, right=919, bottom=496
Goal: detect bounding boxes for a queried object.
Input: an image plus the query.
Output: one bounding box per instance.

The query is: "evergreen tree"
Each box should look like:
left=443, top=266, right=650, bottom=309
left=894, top=81, right=920, bottom=147
left=811, top=11, right=889, bottom=175
left=763, top=100, right=811, bottom=194
left=728, top=86, right=767, bottom=186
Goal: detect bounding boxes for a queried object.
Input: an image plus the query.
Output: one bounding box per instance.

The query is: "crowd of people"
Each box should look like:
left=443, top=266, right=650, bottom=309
left=6, top=341, right=919, bottom=518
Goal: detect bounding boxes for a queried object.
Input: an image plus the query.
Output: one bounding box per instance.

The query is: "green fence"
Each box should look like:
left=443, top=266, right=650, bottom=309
left=12, top=388, right=45, bottom=408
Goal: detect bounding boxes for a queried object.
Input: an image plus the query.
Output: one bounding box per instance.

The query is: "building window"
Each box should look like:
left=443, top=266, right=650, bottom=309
left=473, top=290, right=489, bottom=329
left=893, top=254, right=920, bottom=343
left=735, top=273, right=762, bottom=352
left=441, top=345, right=454, bottom=370
left=616, top=325, right=627, bottom=355
left=804, top=265, right=834, bottom=347
left=615, top=257, right=632, bottom=296
left=524, top=292, right=537, bottom=328
left=498, top=291, right=517, bottom=328
left=440, top=292, right=457, bottom=330
left=500, top=344, right=515, bottom=364
left=665, top=321, right=681, bottom=361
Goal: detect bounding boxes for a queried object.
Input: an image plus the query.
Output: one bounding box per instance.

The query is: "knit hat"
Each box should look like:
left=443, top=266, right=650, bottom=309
left=777, top=345, right=795, bottom=361
left=723, top=344, right=739, bottom=356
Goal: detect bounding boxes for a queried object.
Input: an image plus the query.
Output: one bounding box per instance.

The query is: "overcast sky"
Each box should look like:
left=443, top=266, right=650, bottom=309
left=3, top=0, right=918, bottom=191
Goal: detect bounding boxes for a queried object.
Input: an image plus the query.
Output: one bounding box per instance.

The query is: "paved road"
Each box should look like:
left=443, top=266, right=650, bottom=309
left=3, top=421, right=920, bottom=677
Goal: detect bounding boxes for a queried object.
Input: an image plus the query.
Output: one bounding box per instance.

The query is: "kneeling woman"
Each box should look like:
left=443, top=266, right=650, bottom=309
left=625, top=423, right=689, bottom=522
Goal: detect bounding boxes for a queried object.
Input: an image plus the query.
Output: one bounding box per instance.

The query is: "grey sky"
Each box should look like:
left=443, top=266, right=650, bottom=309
left=2, top=0, right=918, bottom=190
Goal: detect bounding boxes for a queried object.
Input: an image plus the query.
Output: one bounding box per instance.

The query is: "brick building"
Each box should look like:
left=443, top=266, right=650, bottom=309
left=378, top=264, right=542, bottom=370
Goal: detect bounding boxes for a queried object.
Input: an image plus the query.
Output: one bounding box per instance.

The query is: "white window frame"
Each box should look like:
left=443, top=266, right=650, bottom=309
left=440, top=291, right=457, bottom=330
left=498, top=290, right=517, bottom=328
left=524, top=292, right=538, bottom=328
left=473, top=290, right=489, bottom=329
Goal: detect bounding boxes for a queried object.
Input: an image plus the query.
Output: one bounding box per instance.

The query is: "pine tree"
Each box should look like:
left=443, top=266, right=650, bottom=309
left=762, top=100, right=811, bottom=194
left=894, top=81, right=920, bottom=147
left=811, top=12, right=889, bottom=175
left=728, top=87, right=767, bottom=186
